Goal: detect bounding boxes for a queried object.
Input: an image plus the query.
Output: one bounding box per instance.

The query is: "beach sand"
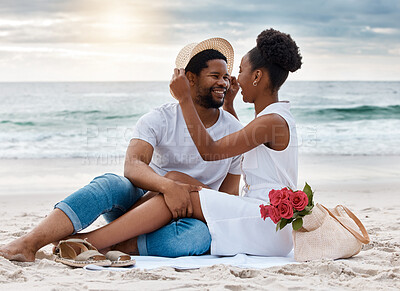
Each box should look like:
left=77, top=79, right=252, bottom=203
left=0, top=155, right=399, bottom=290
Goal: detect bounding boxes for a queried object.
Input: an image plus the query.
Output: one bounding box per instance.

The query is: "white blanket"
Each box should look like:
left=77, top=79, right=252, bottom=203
left=84, top=251, right=296, bottom=271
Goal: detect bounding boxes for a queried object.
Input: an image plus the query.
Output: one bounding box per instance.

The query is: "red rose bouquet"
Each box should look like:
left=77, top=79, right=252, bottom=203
left=259, top=183, right=314, bottom=231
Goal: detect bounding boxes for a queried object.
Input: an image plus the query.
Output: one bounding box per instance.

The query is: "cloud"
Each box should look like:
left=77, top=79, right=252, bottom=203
left=0, top=0, right=173, bottom=43
left=0, top=0, right=399, bottom=45
left=388, top=47, right=400, bottom=56
left=160, top=1, right=399, bottom=34
left=0, top=0, right=398, bottom=81
left=363, top=26, right=399, bottom=35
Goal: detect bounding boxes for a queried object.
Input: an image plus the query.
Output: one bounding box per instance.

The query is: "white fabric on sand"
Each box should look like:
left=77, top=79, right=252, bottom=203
left=84, top=251, right=295, bottom=271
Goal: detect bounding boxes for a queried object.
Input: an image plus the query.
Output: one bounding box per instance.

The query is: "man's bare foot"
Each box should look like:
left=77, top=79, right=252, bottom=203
left=0, top=238, right=36, bottom=262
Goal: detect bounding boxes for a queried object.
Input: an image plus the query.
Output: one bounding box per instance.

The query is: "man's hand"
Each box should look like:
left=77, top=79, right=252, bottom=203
left=162, top=180, right=202, bottom=219
left=225, top=76, right=239, bottom=105
left=170, top=68, right=191, bottom=102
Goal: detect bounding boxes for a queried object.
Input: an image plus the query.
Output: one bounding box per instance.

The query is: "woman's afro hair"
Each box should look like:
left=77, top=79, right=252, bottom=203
left=256, top=28, right=302, bottom=72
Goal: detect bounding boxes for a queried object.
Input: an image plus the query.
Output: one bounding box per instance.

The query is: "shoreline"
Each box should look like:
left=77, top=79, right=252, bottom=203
left=1, top=154, right=399, bottom=196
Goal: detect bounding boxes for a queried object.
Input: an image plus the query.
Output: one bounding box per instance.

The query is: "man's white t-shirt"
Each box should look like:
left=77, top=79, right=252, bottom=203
left=132, top=103, right=243, bottom=190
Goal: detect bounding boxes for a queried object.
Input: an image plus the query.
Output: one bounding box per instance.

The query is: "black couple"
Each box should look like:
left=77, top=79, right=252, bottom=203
left=0, top=28, right=302, bottom=266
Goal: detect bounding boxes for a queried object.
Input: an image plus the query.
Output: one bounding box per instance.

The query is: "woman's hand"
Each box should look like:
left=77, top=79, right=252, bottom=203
left=170, top=68, right=191, bottom=102
left=224, top=76, right=239, bottom=106
left=223, top=76, right=239, bottom=119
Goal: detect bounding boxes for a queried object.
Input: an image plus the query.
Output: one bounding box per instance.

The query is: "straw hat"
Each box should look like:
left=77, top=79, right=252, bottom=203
left=175, top=37, right=234, bottom=75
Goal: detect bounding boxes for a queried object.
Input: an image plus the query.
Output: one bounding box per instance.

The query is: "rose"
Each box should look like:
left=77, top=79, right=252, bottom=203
left=269, top=188, right=290, bottom=206
left=260, top=183, right=314, bottom=231
left=259, top=204, right=281, bottom=224
left=260, top=204, right=269, bottom=220
left=277, top=200, right=294, bottom=219
left=289, top=190, right=308, bottom=211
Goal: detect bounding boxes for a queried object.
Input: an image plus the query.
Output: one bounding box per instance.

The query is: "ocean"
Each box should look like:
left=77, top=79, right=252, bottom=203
left=1, top=81, right=399, bottom=159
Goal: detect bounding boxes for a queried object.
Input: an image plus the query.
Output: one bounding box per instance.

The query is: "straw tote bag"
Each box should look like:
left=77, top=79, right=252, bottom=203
left=292, top=203, right=370, bottom=262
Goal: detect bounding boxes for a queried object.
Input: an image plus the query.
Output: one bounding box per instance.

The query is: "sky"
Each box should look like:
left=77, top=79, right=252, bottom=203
left=0, top=0, right=399, bottom=81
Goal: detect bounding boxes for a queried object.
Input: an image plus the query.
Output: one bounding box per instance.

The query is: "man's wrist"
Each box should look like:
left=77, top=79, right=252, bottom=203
left=159, top=178, right=176, bottom=194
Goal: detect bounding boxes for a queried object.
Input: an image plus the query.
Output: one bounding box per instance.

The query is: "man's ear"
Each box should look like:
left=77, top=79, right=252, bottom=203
left=186, top=71, right=196, bottom=86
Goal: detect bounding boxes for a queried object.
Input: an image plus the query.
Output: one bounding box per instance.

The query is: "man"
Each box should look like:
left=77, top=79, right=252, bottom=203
left=0, top=38, right=243, bottom=261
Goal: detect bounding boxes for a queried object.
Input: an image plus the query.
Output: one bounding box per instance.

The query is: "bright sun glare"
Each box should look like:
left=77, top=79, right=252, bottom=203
left=93, top=1, right=143, bottom=42
left=104, top=12, right=132, bottom=40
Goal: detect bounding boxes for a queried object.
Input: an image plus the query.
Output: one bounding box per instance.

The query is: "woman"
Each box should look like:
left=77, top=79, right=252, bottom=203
left=169, top=28, right=302, bottom=255
left=0, top=28, right=301, bottom=261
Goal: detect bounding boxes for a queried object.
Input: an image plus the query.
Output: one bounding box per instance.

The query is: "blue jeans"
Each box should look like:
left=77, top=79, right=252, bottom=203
left=55, top=173, right=211, bottom=257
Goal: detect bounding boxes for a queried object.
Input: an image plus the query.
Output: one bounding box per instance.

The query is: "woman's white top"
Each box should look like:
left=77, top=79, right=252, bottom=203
left=241, top=101, right=298, bottom=201
left=199, top=102, right=298, bottom=256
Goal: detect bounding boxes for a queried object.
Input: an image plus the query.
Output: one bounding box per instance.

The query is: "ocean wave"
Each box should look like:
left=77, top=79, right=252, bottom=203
left=56, top=110, right=102, bottom=117
left=103, top=114, right=141, bottom=120
left=293, top=105, right=400, bottom=121
left=1, top=120, right=36, bottom=126
left=55, top=110, right=141, bottom=121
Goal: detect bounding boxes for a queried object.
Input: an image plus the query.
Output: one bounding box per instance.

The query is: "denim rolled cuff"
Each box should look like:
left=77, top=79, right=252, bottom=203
left=137, top=234, right=148, bottom=256
left=54, top=201, right=83, bottom=234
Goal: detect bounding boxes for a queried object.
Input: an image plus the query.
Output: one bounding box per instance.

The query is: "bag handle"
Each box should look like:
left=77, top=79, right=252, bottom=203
left=320, top=204, right=370, bottom=244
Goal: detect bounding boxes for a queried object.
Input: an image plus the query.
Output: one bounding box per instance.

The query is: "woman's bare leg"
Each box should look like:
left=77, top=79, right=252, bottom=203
left=0, top=209, right=74, bottom=262
left=72, top=190, right=204, bottom=251
left=49, top=173, right=191, bottom=253
left=97, top=171, right=208, bottom=255
left=101, top=237, right=139, bottom=255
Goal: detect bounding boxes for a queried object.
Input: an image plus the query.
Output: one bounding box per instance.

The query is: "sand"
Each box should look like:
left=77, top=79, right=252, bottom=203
left=0, top=155, right=399, bottom=290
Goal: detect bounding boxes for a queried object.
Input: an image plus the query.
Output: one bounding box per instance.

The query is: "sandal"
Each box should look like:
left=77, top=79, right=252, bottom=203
left=105, top=250, right=136, bottom=267
left=53, top=238, right=111, bottom=268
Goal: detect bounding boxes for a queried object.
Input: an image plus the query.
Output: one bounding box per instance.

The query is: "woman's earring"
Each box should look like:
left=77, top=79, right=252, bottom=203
left=253, top=80, right=258, bottom=87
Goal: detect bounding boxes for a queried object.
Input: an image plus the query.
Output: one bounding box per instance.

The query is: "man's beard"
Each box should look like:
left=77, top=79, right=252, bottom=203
left=195, top=87, right=225, bottom=109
